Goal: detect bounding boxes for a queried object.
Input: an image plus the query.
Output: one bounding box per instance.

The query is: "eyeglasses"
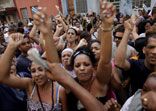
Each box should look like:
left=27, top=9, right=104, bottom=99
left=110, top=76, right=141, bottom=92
left=114, top=36, right=122, bottom=40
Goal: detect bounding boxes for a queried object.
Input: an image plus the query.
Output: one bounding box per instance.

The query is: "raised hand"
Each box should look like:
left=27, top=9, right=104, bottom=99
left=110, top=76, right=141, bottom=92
left=33, top=7, right=52, bottom=34
left=77, top=38, right=88, bottom=48
left=124, top=19, right=134, bottom=31
left=55, top=15, right=63, bottom=23
left=46, top=62, right=70, bottom=82
left=103, top=98, right=120, bottom=111
left=56, top=23, right=63, bottom=31
left=9, top=33, right=24, bottom=48
left=100, top=0, right=116, bottom=28
left=141, top=91, right=156, bottom=111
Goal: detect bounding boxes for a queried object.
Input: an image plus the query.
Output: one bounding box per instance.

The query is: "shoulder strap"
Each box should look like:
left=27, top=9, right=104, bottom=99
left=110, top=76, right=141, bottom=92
left=55, top=83, right=60, bottom=104
left=30, top=84, right=36, bottom=99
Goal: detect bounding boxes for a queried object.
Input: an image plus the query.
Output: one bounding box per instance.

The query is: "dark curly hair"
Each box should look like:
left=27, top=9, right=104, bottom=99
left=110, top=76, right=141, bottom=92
left=70, top=46, right=96, bottom=69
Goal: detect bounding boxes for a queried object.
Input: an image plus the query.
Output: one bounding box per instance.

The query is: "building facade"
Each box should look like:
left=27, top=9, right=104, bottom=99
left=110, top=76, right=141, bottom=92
left=61, top=0, right=151, bottom=16
left=61, top=0, right=100, bottom=15
left=0, top=0, right=18, bottom=23
left=14, top=0, right=61, bottom=21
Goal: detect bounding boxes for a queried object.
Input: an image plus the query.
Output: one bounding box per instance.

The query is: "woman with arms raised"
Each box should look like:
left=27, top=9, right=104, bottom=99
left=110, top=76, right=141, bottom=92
left=0, top=26, right=63, bottom=111
left=33, top=0, right=116, bottom=111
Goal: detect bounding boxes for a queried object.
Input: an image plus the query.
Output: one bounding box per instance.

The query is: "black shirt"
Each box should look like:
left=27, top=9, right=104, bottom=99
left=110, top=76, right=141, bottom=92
left=122, top=59, right=152, bottom=95
left=66, top=78, right=115, bottom=111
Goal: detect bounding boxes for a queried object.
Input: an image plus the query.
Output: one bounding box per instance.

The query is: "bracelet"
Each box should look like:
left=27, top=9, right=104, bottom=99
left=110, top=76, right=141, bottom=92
left=99, top=26, right=113, bottom=32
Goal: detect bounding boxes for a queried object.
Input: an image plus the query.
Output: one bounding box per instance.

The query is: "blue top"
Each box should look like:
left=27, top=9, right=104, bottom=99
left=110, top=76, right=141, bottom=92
left=16, top=54, right=32, bottom=78
left=0, top=84, right=27, bottom=111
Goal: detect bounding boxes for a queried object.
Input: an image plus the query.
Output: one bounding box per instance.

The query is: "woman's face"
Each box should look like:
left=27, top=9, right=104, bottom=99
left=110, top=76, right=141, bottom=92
left=31, top=62, right=48, bottom=86
left=91, top=42, right=101, bottom=60
left=145, top=23, right=151, bottom=31
left=66, top=29, right=77, bottom=43
left=74, top=54, right=94, bottom=83
left=61, top=51, right=73, bottom=66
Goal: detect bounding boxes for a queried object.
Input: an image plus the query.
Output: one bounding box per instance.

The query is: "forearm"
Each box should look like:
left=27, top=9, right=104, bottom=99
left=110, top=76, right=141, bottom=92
left=41, top=32, right=59, bottom=63
left=132, top=26, right=139, bottom=40
left=96, top=26, right=112, bottom=85
left=65, top=79, right=104, bottom=111
left=60, top=20, right=68, bottom=32
left=48, top=64, right=104, bottom=111
left=58, top=72, right=104, bottom=111
left=53, top=29, right=61, bottom=37
left=29, top=25, right=40, bottom=44
left=0, top=45, right=16, bottom=81
left=31, top=36, right=40, bottom=44
left=115, top=29, right=130, bottom=67
left=100, top=29, right=112, bottom=64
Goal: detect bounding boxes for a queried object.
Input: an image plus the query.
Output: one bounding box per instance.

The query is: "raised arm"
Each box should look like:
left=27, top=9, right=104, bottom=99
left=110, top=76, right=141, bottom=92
left=0, top=33, right=31, bottom=89
left=29, top=24, right=40, bottom=44
left=96, top=1, right=115, bottom=85
left=114, top=20, right=133, bottom=70
left=55, top=15, right=69, bottom=32
left=47, top=63, right=105, bottom=111
left=53, top=23, right=64, bottom=39
left=33, top=7, right=59, bottom=63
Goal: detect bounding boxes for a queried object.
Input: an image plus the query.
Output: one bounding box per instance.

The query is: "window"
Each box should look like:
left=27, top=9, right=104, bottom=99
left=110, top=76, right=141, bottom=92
left=75, top=0, right=87, bottom=13
left=20, top=8, right=28, bottom=19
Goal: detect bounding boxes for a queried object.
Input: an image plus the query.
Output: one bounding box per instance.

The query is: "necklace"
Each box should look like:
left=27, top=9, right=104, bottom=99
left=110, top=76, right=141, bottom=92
left=36, top=81, right=54, bottom=111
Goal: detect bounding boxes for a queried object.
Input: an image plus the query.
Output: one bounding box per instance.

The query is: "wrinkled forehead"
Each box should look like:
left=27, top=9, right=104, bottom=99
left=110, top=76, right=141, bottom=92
left=146, top=37, right=156, bottom=46
left=74, top=54, right=91, bottom=63
left=31, top=61, right=43, bottom=68
left=144, top=77, right=156, bottom=91
left=62, top=51, right=73, bottom=57
left=62, top=48, right=73, bottom=55
left=68, top=28, right=76, bottom=34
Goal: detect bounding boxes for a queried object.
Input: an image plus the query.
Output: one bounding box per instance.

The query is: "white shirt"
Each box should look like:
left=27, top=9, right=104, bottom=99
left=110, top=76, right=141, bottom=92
left=120, top=95, right=134, bottom=111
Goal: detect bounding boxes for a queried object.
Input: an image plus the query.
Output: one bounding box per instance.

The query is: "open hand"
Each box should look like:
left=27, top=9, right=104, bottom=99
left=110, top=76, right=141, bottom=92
left=103, top=98, right=120, bottom=111
left=56, top=23, right=63, bottom=31
left=100, top=0, right=116, bottom=28
left=124, top=19, right=134, bottom=31
left=33, top=7, right=52, bottom=34
left=141, top=91, right=156, bottom=111
left=9, top=33, right=24, bottom=48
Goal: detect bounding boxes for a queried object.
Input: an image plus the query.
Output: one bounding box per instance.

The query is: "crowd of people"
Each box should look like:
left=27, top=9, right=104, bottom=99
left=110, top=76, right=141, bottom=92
left=0, top=0, right=156, bottom=111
